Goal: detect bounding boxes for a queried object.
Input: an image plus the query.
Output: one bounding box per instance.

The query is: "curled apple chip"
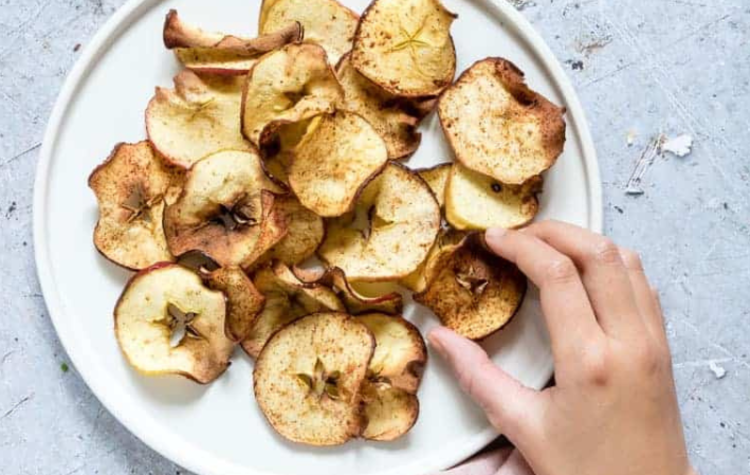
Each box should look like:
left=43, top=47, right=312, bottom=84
left=414, top=236, right=527, bottom=340
left=89, top=141, right=183, bottom=271
left=416, top=163, right=451, bottom=208
left=400, top=227, right=466, bottom=293
left=254, top=312, right=375, bottom=445
left=177, top=252, right=264, bottom=342
left=146, top=70, right=249, bottom=169
left=259, top=0, right=358, bottom=65
left=309, top=267, right=403, bottom=315
left=242, top=262, right=344, bottom=358
left=288, top=111, right=389, bottom=217
left=358, top=313, right=426, bottom=440
left=446, top=164, right=541, bottom=230
left=115, top=263, right=235, bottom=383
left=438, top=58, right=566, bottom=185
left=261, top=195, right=325, bottom=265
left=318, top=163, right=441, bottom=281
left=337, top=54, right=424, bottom=159
left=241, top=43, right=343, bottom=147
left=164, top=150, right=288, bottom=268
left=163, top=9, right=303, bottom=75
left=351, top=0, right=457, bottom=97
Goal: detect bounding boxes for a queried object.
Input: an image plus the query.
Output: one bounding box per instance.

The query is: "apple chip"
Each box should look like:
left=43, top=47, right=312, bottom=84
left=318, top=163, right=441, bottom=281
left=146, top=71, right=249, bottom=169
left=163, top=10, right=303, bottom=75
left=446, top=164, right=541, bottom=230
left=259, top=0, right=358, bottom=65
left=261, top=195, right=325, bottom=265
left=416, top=163, right=451, bottom=208
left=337, top=54, right=423, bottom=159
left=89, top=141, right=183, bottom=271
left=288, top=111, right=389, bottom=217
left=242, top=262, right=345, bottom=358
left=400, top=228, right=466, bottom=293
left=115, top=263, right=234, bottom=383
left=176, top=251, right=265, bottom=342
left=351, top=0, right=457, bottom=97
left=241, top=43, right=343, bottom=147
left=358, top=313, right=426, bottom=440
left=311, top=267, right=403, bottom=315
left=438, top=58, right=566, bottom=185
left=254, top=312, right=375, bottom=445
left=361, top=383, right=419, bottom=442
left=414, top=236, right=527, bottom=340
left=164, top=150, right=288, bottom=268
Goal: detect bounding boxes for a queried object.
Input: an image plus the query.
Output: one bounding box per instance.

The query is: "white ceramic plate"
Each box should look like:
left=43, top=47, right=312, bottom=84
left=34, top=0, right=601, bottom=474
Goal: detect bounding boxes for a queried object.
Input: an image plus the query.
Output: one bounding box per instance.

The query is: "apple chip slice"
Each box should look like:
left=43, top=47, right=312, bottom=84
left=254, top=312, right=375, bottom=445
left=416, top=163, right=451, bottom=208
left=242, top=263, right=345, bottom=358
left=414, top=236, right=527, bottom=340
left=241, top=43, right=343, bottom=147
left=176, top=251, right=265, bottom=342
left=446, top=164, right=541, bottom=230
left=115, top=263, right=234, bottom=384
left=358, top=313, right=426, bottom=440
left=146, top=71, right=249, bottom=169
left=337, top=54, right=424, bottom=159
left=89, top=141, right=183, bottom=271
left=164, top=150, right=288, bottom=268
left=259, top=0, right=358, bottom=65
left=400, top=228, right=466, bottom=293
left=163, top=10, right=303, bottom=75
left=438, top=58, right=566, bottom=185
left=261, top=195, right=325, bottom=265
left=308, top=267, right=403, bottom=315
left=351, top=0, right=457, bottom=97
left=288, top=111, right=389, bottom=217
left=318, top=163, right=441, bottom=281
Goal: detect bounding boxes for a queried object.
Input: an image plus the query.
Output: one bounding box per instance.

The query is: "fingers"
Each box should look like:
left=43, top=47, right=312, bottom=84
left=521, top=221, right=643, bottom=341
left=428, top=327, right=541, bottom=440
left=484, top=228, right=603, bottom=361
left=619, top=248, right=668, bottom=346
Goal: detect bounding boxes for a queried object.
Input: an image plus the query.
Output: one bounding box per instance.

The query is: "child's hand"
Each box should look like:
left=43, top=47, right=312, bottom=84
left=429, top=221, right=696, bottom=475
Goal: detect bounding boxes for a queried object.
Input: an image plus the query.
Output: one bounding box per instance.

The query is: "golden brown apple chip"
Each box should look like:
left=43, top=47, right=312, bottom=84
left=242, top=262, right=345, bottom=358
left=241, top=43, right=343, bottom=147
left=146, top=71, right=249, bottom=169
left=163, top=9, right=303, bottom=75
left=318, top=163, right=441, bottom=281
left=351, top=0, right=457, bottom=97
left=358, top=313, right=426, bottom=441
left=259, top=0, right=358, bottom=65
left=115, top=263, right=235, bottom=384
left=438, top=58, right=566, bottom=185
left=414, top=235, right=527, bottom=340
left=164, top=150, right=288, bottom=268
left=446, top=163, right=541, bottom=230
left=89, top=141, right=184, bottom=270
left=288, top=111, right=389, bottom=217
left=254, top=312, right=375, bottom=445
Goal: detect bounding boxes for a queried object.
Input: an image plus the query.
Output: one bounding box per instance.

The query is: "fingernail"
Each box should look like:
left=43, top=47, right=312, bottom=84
left=485, top=227, right=507, bottom=243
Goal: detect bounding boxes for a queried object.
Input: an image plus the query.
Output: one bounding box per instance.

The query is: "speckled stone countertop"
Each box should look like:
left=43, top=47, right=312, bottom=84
left=1, top=1, right=748, bottom=474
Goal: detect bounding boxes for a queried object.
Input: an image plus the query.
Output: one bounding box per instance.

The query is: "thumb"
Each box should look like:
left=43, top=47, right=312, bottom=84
left=428, top=327, right=541, bottom=441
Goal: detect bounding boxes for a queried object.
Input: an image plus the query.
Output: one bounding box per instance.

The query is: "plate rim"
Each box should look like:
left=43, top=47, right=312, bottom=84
left=33, top=0, right=602, bottom=474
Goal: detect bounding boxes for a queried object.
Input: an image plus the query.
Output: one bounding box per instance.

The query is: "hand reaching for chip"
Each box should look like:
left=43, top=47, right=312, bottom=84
left=429, top=221, right=697, bottom=475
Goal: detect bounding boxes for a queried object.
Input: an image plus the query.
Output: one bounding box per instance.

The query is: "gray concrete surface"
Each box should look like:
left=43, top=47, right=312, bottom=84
left=1, top=0, right=748, bottom=474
